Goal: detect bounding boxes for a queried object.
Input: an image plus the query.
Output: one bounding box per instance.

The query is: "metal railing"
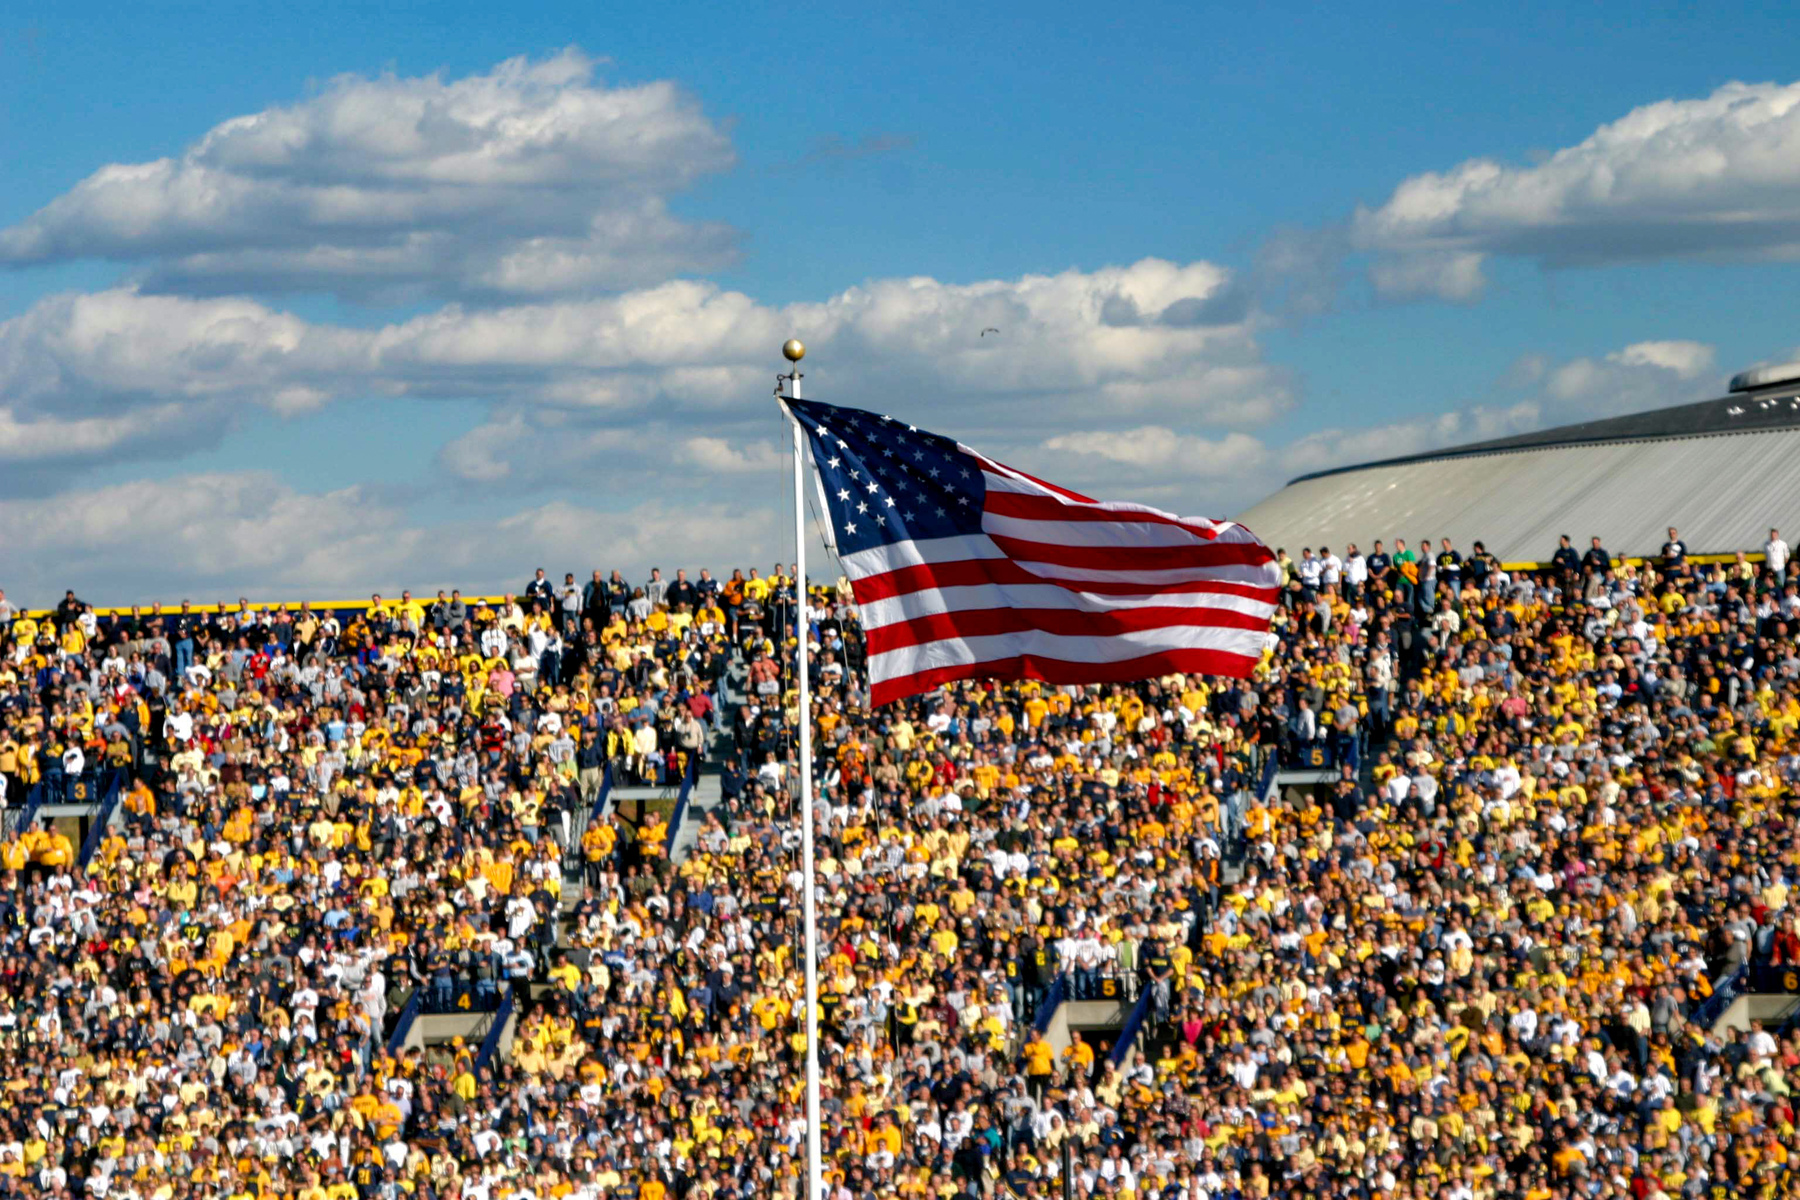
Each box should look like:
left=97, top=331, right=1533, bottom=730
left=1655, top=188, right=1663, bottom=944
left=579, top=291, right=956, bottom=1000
left=563, top=761, right=614, bottom=880
left=384, top=989, right=423, bottom=1056
left=3, top=782, right=46, bottom=841
left=1108, top=987, right=1156, bottom=1069
left=76, top=770, right=129, bottom=871
left=663, top=752, right=701, bottom=858
left=1031, top=976, right=1070, bottom=1035
left=1691, top=963, right=1749, bottom=1031
left=472, top=991, right=515, bottom=1074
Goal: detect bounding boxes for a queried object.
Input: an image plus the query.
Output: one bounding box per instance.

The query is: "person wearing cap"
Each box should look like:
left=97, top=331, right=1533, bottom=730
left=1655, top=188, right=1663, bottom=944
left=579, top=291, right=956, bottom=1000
left=2, top=532, right=1797, bottom=1200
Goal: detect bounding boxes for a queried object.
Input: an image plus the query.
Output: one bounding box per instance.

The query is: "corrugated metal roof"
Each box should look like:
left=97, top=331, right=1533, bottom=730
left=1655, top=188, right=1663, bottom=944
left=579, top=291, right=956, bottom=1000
left=1237, top=429, right=1800, bottom=564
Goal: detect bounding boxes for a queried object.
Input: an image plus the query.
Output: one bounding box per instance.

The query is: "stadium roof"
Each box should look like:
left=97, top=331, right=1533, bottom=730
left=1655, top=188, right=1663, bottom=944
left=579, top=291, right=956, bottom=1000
left=1238, top=374, right=1800, bottom=565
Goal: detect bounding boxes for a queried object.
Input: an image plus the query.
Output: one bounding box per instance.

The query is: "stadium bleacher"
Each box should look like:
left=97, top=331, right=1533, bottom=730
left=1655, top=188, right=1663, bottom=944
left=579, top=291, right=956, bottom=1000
left=1, top=537, right=1798, bottom=1200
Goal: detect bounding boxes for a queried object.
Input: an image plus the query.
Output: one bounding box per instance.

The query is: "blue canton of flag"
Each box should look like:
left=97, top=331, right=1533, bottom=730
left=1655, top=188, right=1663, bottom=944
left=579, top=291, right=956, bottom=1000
left=786, top=398, right=987, bottom=555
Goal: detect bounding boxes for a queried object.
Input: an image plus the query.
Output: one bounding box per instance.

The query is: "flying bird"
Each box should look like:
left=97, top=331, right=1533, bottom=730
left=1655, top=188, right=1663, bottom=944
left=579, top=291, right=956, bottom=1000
left=980, top=327, right=1000, bottom=337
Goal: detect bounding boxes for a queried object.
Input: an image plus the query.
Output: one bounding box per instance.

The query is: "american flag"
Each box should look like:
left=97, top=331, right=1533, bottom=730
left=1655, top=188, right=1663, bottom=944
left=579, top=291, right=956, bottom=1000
left=788, top=398, right=1282, bottom=706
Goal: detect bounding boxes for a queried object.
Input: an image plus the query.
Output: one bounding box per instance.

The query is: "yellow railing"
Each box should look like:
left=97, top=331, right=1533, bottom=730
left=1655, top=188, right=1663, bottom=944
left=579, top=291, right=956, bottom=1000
left=11, top=551, right=1771, bottom=620
left=16, top=595, right=515, bottom=620
left=1494, top=551, right=1764, bottom=572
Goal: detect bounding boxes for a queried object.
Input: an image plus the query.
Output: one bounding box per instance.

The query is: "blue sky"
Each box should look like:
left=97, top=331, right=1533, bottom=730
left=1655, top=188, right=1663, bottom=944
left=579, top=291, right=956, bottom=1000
left=4, top=1, right=1800, bottom=602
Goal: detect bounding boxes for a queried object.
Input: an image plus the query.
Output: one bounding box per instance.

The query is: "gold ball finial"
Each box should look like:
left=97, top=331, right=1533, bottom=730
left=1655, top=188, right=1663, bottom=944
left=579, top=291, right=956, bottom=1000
left=783, top=338, right=806, bottom=363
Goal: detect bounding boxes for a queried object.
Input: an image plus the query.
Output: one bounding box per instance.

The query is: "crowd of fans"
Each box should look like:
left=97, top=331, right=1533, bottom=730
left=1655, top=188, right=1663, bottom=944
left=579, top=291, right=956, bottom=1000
left=1, top=521, right=1798, bottom=1200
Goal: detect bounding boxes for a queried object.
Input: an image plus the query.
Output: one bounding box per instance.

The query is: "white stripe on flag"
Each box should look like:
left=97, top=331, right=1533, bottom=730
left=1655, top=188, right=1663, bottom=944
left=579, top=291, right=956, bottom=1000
left=869, top=625, right=1267, bottom=680
left=981, top=511, right=1226, bottom=549
left=841, top=534, right=1006, bottom=578
left=842, top=535, right=1280, bottom=590
left=858, top=582, right=1277, bottom=632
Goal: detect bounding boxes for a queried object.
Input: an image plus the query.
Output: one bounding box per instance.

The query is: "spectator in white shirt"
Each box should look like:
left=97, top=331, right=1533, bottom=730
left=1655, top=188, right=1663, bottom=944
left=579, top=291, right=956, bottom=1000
left=1296, top=549, right=1323, bottom=592
left=1767, top=527, right=1790, bottom=578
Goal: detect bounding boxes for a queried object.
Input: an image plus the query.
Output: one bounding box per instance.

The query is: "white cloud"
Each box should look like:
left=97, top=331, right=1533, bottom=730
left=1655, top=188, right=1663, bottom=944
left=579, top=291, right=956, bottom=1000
left=1282, top=403, right=1543, bottom=477
left=434, top=412, right=784, bottom=490
left=0, top=257, right=1291, bottom=486
left=1277, top=337, right=1718, bottom=479
left=1355, top=81, right=1800, bottom=297
left=1366, top=250, right=1487, bottom=303
left=678, top=437, right=786, bottom=474
left=1541, top=339, right=1716, bottom=412
left=1039, top=427, right=1266, bottom=476
left=436, top=412, right=638, bottom=486
left=0, top=472, right=781, bottom=605
left=0, top=403, right=202, bottom=464
left=0, top=49, right=738, bottom=299
left=1027, top=426, right=1270, bottom=509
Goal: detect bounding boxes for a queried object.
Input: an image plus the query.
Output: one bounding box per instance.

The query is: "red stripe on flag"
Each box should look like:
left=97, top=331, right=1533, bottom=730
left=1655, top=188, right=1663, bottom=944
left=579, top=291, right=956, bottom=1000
left=981, top=489, right=1223, bottom=539
left=868, top=647, right=1262, bottom=706
left=850, top=557, right=1282, bottom=605
left=865, top=604, right=1270, bottom=655
left=986, top=532, right=1276, bottom=572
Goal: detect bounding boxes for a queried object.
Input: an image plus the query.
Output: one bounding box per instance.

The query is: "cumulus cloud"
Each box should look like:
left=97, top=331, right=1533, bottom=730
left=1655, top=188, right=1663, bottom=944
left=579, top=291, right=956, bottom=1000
left=1282, top=404, right=1543, bottom=478
left=1276, top=338, right=1719, bottom=480
left=434, top=409, right=784, bottom=491
left=678, top=436, right=786, bottom=474
left=1029, top=426, right=1269, bottom=507
left=1539, top=339, right=1716, bottom=416
left=0, top=49, right=738, bottom=300
left=1039, top=426, right=1266, bottom=476
left=0, top=472, right=782, bottom=605
left=1355, top=81, right=1800, bottom=298
left=0, top=321, right=1726, bottom=602
left=1366, top=251, right=1488, bottom=303
left=0, top=257, right=1291, bottom=486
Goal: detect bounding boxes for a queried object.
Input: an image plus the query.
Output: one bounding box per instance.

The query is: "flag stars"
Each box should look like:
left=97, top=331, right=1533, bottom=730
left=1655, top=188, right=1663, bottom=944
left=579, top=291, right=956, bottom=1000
left=884, top=496, right=896, bottom=508
left=827, top=457, right=841, bottom=469
left=836, top=488, right=851, bottom=501
left=866, top=482, right=879, bottom=495
left=857, top=502, right=869, bottom=514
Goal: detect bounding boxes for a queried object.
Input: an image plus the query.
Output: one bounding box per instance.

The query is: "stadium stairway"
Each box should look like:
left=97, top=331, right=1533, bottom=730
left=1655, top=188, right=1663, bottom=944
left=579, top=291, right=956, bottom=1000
left=666, top=652, right=748, bottom=865
left=666, top=700, right=741, bottom=865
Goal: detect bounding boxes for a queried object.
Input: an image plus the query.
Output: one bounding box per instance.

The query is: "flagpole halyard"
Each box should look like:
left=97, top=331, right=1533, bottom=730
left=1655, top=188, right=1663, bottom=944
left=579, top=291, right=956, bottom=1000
left=776, top=338, right=824, bottom=1200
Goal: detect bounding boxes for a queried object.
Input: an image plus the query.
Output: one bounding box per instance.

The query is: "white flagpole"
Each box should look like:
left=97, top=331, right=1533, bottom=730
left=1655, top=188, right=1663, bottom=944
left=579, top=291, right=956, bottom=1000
left=776, top=338, right=824, bottom=1200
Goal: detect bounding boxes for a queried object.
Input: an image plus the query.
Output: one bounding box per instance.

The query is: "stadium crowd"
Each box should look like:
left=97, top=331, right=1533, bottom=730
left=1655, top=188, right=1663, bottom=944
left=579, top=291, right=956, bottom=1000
left=0, top=522, right=1797, bottom=1200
